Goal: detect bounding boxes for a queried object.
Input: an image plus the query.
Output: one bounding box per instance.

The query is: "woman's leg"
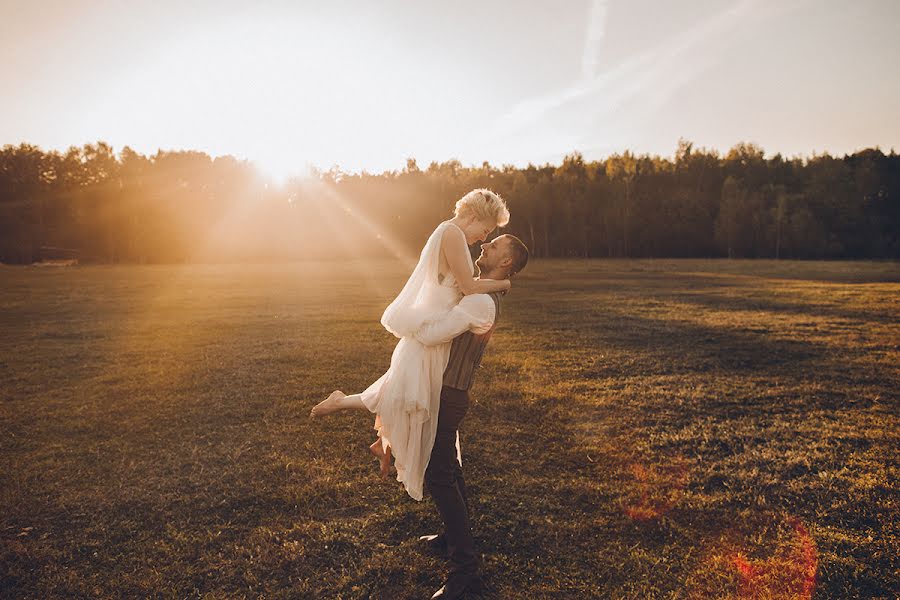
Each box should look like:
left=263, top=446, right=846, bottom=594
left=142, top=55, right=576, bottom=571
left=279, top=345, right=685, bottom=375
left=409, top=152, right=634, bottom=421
left=310, top=390, right=368, bottom=417
left=369, top=437, right=392, bottom=479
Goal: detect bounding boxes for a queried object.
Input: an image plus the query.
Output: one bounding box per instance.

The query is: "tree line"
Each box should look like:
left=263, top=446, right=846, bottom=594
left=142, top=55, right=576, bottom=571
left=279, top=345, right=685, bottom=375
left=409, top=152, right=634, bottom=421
left=0, top=140, right=897, bottom=264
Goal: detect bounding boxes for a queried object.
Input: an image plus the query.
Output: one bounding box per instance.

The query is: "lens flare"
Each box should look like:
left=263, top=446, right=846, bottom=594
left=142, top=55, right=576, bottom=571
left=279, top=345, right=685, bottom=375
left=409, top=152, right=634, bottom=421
left=688, top=516, right=818, bottom=599
left=730, top=519, right=817, bottom=600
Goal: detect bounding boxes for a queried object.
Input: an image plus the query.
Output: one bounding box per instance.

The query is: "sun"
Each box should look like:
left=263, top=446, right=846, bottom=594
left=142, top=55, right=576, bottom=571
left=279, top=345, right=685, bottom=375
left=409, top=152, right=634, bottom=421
left=252, top=152, right=317, bottom=186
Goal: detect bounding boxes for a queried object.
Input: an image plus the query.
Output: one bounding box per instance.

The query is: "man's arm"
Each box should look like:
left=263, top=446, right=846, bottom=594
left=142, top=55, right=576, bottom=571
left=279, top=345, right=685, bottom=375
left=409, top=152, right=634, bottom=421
left=413, top=294, right=496, bottom=346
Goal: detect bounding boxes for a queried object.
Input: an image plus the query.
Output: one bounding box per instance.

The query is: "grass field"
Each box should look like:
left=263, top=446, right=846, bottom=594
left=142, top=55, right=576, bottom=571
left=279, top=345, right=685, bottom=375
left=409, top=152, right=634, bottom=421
left=1, top=259, right=898, bottom=599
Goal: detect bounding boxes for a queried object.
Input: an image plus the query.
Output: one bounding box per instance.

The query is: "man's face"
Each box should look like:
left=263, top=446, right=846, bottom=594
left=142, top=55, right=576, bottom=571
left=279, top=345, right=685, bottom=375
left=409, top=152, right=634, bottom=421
left=475, top=236, right=510, bottom=272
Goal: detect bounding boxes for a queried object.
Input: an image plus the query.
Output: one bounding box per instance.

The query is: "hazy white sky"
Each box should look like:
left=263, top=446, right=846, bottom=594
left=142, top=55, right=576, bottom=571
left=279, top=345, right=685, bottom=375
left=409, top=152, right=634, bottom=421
left=2, top=0, right=899, bottom=177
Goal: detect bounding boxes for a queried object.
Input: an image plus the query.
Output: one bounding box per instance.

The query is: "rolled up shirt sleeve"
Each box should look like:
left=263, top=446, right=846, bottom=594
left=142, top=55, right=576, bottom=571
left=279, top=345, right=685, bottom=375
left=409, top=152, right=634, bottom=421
left=413, top=294, right=496, bottom=347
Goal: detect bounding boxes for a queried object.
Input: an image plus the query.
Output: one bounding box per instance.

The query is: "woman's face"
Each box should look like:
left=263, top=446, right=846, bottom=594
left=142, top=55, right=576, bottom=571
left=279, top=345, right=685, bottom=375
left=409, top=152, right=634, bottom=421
left=463, top=217, right=496, bottom=245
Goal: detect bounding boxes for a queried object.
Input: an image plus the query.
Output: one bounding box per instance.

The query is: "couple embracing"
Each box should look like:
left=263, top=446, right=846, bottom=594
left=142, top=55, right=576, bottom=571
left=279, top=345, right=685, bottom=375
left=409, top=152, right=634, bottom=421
left=311, top=189, right=529, bottom=599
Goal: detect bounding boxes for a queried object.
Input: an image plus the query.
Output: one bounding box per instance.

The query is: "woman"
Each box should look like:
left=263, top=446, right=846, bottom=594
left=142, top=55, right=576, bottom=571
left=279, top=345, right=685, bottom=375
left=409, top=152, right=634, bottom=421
left=310, top=189, right=511, bottom=500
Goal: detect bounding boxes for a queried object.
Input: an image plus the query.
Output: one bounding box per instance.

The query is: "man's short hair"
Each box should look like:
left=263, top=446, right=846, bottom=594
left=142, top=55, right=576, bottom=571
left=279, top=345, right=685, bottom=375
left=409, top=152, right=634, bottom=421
left=502, top=234, right=529, bottom=276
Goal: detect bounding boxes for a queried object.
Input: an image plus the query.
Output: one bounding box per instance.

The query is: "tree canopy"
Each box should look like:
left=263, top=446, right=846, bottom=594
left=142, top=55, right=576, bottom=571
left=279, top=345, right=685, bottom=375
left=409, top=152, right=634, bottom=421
left=1, top=141, right=897, bottom=263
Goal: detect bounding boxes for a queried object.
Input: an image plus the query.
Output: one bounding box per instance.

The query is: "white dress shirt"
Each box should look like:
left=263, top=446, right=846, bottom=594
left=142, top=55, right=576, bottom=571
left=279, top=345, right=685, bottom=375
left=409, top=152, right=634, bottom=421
left=411, top=293, right=496, bottom=467
left=413, top=294, right=496, bottom=347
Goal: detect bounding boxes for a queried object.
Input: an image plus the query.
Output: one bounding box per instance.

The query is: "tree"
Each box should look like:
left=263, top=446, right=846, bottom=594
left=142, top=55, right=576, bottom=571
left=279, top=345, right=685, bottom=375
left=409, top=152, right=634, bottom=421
left=1, top=141, right=898, bottom=263
left=606, top=152, right=638, bottom=256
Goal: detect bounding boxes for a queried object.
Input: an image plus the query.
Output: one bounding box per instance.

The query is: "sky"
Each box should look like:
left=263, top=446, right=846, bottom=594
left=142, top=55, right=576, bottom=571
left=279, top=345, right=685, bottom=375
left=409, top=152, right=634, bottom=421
left=2, top=0, right=899, bottom=178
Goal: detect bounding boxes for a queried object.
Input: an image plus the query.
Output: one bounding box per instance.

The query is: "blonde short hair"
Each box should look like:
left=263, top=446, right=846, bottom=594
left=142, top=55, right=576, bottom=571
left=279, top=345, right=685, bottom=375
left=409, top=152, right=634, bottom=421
left=454, top=188, right=510, bottom=228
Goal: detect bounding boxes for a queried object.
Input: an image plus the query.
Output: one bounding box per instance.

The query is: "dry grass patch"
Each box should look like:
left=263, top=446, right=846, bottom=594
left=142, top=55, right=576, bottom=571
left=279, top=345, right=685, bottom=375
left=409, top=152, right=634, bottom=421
left=1, top=259, right=897, bottom=598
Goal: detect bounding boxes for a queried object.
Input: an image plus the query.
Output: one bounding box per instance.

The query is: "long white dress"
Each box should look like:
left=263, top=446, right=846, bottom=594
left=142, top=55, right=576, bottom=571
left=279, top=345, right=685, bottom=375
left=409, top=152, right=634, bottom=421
left=358, top=220, right=471, bottom=501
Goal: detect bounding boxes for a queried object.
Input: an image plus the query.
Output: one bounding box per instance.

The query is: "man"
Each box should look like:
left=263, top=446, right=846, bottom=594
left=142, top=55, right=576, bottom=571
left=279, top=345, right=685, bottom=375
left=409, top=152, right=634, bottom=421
left=411, top=233, right=530, bottom=600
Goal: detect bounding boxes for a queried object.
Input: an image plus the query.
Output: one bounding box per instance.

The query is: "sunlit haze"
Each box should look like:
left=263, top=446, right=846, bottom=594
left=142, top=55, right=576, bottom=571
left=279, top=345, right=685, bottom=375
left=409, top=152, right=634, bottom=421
left=3, top=0, right=899, bottom=178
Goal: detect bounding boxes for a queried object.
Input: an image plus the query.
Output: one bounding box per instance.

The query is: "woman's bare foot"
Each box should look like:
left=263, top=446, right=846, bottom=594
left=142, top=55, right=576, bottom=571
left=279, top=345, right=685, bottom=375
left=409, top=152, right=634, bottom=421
left=369, top=439, right=392, bottom=479
left=310, top=390, right=345, bottom=418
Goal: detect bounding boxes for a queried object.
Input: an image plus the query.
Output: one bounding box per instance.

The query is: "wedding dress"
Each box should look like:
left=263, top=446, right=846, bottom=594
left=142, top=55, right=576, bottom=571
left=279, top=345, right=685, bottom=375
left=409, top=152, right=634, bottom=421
left=358, top=220, right=471, bottom=501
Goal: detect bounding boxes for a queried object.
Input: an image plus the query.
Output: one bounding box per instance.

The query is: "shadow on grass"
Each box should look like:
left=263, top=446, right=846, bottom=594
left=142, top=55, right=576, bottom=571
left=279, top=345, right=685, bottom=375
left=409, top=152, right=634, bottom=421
left=663, top=289, right=897, bottom=326
left=517, top=297, right=841, bottom=387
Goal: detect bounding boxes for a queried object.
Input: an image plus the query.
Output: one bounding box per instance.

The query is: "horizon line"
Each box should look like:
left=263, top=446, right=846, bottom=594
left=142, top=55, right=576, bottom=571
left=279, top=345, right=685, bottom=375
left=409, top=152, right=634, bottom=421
left=3, top=138, right=898, bottom=179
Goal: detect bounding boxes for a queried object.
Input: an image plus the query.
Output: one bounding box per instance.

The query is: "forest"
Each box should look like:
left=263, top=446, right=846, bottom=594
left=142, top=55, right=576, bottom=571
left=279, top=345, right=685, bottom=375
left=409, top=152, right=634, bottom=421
left=0, top=140, right=897, bottom=263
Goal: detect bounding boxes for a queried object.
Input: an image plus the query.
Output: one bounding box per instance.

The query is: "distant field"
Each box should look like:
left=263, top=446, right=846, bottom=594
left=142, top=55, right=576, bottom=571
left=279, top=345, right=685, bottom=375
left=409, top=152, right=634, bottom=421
left=1, top=259, right=898, bottom=599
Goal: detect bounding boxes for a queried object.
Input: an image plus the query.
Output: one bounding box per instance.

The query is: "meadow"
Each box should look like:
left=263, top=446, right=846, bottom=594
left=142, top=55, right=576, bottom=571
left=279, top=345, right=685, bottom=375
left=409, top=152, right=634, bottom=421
left=1, top=259, right=897, bottom=599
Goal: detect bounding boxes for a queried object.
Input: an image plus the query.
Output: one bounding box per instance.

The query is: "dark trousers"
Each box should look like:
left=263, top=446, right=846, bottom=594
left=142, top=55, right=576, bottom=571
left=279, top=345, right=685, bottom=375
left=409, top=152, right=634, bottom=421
left=424, top=386, right=477, bottom=576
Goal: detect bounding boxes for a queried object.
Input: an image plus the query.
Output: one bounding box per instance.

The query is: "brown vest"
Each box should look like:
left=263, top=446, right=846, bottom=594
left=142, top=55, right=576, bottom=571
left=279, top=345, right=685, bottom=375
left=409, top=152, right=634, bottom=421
left=442, top=292, right=502, bottom=391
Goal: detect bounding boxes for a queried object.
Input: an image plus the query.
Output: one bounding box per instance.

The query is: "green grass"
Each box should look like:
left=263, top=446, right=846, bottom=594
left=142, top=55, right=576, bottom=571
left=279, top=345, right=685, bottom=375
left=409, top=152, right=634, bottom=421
left=1, top=259, right=898, bottom=599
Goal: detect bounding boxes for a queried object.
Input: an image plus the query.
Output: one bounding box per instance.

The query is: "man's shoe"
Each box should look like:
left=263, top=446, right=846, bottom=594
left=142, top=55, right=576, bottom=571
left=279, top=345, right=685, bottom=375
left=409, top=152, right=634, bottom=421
left=430, top=574, right=483, bottom=599
left=418, top=533, right=448, bottom=557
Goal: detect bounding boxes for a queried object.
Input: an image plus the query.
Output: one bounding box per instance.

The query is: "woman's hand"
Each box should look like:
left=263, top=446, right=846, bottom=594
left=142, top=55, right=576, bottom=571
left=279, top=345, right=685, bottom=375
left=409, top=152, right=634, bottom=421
left=500, top=279, right=512, bottom=293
